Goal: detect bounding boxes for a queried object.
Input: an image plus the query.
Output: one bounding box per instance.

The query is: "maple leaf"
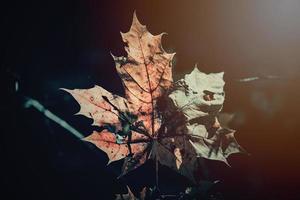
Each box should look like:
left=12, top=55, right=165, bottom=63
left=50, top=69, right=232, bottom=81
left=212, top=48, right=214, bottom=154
left=167, top=67, right=246, bottom=164
left=63, top=12, right=245, bottom=184
left=63, top=12, right=174, bottom=173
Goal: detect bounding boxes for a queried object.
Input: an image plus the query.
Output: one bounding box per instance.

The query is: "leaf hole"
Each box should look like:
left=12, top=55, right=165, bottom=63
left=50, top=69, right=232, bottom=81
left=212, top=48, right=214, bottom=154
left=203, top=90, right=215, bottom=101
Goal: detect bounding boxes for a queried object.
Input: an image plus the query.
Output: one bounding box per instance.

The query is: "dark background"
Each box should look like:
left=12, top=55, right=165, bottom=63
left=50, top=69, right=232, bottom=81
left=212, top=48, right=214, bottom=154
left=1, top=0, right=300, bottom=199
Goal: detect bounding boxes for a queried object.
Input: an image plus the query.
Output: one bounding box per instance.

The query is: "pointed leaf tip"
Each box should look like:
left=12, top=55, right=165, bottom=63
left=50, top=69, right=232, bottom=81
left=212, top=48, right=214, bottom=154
left=60, top=87, right=68, bottom=92
left=193, top=64, right=200, bottom=72
left=60, top=88, right=73, bottom=94
left=131, top=10, right=145, bottom=28
left=217, top=71, right=225, bottom=79
left=110, top=51, right=116, bottom=59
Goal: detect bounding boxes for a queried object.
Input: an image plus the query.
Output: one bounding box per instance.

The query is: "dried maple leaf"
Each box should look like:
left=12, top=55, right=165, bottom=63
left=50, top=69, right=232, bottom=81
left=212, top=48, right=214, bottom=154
left=167, top=67, right=245, bottom=166
left=63, top=12, right=245, bottom=184
left=63, top=12, right=174, bottom=174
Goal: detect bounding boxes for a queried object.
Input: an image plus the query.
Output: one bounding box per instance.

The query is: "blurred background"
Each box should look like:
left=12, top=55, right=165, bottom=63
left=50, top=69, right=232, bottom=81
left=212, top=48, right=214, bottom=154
left=1, top=0, right=300, bottom=199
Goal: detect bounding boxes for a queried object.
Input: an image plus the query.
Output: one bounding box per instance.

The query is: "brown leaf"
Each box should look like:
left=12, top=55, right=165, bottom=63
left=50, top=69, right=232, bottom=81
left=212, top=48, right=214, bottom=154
left=64, top=12, right=175, bottom=174
left=63, top=12, right=246, bottom=184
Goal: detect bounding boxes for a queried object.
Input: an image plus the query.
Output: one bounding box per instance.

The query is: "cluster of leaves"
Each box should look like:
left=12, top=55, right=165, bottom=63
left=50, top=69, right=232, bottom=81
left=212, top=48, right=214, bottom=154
left=115, top=181, right=223, bottom=200
left=63, top=12, right=245, bottom=199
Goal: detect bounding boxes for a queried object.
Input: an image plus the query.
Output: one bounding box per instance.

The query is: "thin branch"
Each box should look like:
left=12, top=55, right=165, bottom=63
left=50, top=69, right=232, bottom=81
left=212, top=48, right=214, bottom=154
left=24, top=97, right=84, bottom=139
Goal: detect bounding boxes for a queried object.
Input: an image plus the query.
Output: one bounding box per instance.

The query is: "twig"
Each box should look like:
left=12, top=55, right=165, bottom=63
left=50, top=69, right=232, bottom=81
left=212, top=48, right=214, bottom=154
left=238, top=75, right=279, bottom=82
left=24, top=97, right=84, bottom=139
